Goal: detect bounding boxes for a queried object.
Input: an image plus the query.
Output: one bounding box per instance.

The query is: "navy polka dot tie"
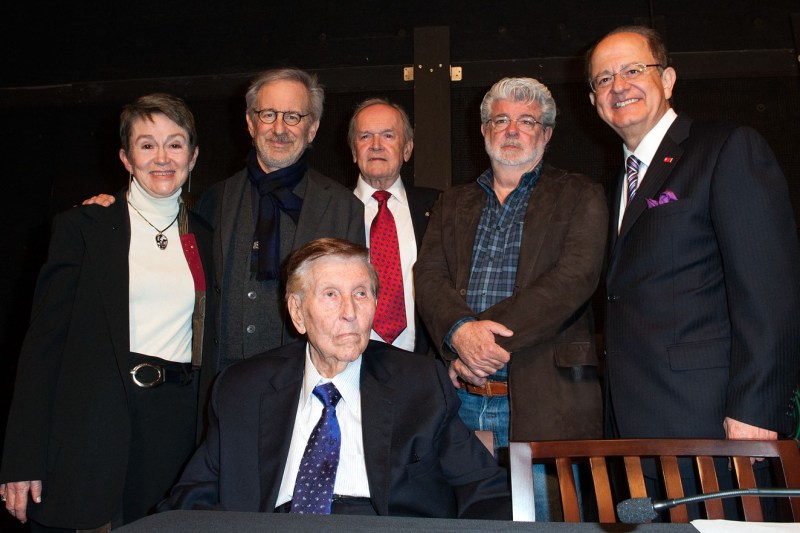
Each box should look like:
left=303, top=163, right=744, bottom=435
left=291, top=382, right=342, bottom=514
left=369, top=190, right=407, bottom=344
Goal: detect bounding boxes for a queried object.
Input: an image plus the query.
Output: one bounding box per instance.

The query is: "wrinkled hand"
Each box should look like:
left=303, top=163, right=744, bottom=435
left=723, top=416, right=777, bottom=464
left=448, top=358, right=486, bottom=388
left=2, top=480, right=42, bottom=523
left=450, top=320, right=512, bottom=378
left=82, top=193, right=116, bottom=207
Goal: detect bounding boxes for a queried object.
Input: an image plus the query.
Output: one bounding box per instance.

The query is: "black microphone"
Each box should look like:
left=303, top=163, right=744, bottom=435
left=617, top=488, right=800, bottom=524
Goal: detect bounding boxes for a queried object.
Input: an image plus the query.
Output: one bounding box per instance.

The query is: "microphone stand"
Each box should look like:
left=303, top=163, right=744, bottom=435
left=617, top=488, right=800, bottom=524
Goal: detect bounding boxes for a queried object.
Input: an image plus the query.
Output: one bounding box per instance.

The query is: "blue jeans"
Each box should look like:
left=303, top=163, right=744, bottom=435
left=457, top=388, right=581, bottom=521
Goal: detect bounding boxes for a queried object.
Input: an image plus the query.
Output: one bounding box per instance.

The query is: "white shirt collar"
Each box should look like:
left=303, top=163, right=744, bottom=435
left=623, top=108, right=678, bottom=167
left=354, top=175, right=408, bottom=207
left=300, top=343, right=362, bottom=410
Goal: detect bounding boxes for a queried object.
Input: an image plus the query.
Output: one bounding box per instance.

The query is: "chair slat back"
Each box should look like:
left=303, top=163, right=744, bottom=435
left=510, top=438, right=800, bottom=523
left=589, top=456, right=616, bottom=523
left=695, top=456, right=724, bottom=519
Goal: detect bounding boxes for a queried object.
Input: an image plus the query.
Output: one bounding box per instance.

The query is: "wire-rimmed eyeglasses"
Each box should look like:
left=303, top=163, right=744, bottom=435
left=589, top=63, right=664, bottom=92
left=253, top=108, right=310, bottom=126
left=485, top=115, right=545, bottom=133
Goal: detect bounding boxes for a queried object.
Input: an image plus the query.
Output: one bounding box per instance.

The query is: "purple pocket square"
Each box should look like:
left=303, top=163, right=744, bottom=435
left=646, top=189, right=678, bottom=208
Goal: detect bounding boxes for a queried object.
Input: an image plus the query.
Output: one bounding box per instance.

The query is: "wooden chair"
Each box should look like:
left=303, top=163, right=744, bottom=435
left=509, top=438, right=800, bottom=523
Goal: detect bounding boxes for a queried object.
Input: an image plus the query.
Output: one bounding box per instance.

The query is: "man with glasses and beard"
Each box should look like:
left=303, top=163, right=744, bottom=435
left=415, top=77, right=607, bottom=520
left=199, top=69, right=364, bottom=372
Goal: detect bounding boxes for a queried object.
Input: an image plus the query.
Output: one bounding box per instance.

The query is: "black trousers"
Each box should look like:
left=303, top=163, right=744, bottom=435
left=117, top=354, right=198, bottom=527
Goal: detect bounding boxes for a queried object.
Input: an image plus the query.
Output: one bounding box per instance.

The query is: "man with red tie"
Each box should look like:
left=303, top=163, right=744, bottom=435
left=349, top=99, right=439, bottom=354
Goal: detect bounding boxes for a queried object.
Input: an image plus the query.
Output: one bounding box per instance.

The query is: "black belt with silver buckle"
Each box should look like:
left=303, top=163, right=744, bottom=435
left=130, top=361, right=193, bottom=388
left=274, top=495, right=372, bottom=513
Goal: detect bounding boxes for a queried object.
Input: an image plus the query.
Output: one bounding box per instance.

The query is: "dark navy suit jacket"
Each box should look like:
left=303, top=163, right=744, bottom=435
left=162, top=340, right=510, bottom=519
left=604, top=114, right=800, bottom=438
left=396, top=182, right=440, bottom=354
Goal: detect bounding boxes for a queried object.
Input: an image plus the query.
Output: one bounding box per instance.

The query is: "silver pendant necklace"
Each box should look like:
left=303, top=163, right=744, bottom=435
left=128, top=201, right=179, bottom=250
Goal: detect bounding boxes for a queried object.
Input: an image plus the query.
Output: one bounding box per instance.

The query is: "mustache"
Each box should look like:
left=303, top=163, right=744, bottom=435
left=500, top=141, right=523, bottom=149
left=267, top=132, right=295, bottom=143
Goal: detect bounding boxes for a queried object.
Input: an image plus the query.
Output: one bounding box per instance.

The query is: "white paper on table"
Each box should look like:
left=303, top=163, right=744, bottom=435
left=692, top=519, right=800, bottom=532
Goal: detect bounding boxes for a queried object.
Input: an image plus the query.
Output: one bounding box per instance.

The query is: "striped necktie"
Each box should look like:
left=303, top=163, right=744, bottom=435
left=625, top=155, right=641, bottom=208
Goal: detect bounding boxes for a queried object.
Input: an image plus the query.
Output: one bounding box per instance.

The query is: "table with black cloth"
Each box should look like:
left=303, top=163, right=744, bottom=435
left=117, top=511, right=699, bottom=532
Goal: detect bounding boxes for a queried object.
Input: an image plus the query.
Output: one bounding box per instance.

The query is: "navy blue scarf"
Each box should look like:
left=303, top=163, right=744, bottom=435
left=246, top=149, right=306, bottom=280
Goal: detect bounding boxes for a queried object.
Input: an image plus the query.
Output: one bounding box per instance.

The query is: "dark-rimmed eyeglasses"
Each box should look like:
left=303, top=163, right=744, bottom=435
left=253, top=109, right=310, bottom=126
left=589, top=63, right=664, bottom=92
left=485, top=115, right=545, bottom=133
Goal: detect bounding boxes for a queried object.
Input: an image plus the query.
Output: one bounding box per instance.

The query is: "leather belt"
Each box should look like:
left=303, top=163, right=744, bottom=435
left=130, top=361, right=193, bottom=388
left=275, top=495, right=371, bottom=513
left=463, top=380, right=508, bottom=397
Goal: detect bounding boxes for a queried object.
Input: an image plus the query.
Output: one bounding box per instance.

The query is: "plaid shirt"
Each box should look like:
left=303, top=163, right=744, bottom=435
left=463, top=163, right=542, bottom=380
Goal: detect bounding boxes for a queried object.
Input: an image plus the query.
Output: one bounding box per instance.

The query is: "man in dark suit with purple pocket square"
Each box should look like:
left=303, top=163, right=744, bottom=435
left=587, top=24, right=800, bottom=447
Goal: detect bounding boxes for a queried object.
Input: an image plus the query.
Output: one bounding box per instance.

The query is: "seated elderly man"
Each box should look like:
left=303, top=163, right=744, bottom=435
left=162, top=238, right=510, bottom=518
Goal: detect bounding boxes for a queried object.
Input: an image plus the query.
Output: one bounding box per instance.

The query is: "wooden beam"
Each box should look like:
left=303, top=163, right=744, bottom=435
left=412, top=26, right=452, bottom=190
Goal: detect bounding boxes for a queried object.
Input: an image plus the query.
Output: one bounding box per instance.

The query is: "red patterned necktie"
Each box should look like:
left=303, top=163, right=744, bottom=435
left=369, top=190, right=406, bottom=344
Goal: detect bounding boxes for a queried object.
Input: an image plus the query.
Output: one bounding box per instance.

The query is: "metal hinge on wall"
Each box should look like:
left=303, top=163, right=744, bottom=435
left=403, top=65, right=462, bottom=81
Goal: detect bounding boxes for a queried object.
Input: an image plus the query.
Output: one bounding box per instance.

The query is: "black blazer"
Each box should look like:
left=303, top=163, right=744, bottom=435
left=604, top=114, right=800, bottom=438
left=402, top=182, right=440, bottom=354
left=163, top=340, right=510, bottom=519
left=0, top=191, right=214, bottom=528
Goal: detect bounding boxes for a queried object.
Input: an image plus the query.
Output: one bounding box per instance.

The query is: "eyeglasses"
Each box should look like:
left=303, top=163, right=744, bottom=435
left=253, top=109, right=310, bottom=126
left=485, top=115, right=545, bottom=133
left=589, top=63, right=664, bottom=92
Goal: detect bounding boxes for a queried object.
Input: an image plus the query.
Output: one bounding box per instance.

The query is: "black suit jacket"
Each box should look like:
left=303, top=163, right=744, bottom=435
left=162, top=340, right=510, bottom=519
left=0, top=191, right=214, bottom=528
left=399, top=182, right=440, bottom=354
left=604, top=114, right=800, bottom=438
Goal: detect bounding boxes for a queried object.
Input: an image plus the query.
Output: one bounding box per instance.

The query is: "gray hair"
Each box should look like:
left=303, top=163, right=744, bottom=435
left=285, top=238, right=379, bottom=302
left=480, top=77, right=557, bottom=129
left=347, top=98, right=414, bottom=149
left=245, top=68, right=324, bottom=123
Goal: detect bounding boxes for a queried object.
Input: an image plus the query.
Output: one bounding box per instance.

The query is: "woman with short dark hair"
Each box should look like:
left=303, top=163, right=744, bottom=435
left=0, top=93, right=213, bottom=531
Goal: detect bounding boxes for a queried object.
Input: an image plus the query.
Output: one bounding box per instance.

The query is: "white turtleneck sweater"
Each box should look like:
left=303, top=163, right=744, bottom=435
left=127, top=179, right=193, bottom=362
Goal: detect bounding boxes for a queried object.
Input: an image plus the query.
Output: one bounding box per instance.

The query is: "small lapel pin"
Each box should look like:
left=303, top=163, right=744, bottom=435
left=663, top=157, right=674, bottom=163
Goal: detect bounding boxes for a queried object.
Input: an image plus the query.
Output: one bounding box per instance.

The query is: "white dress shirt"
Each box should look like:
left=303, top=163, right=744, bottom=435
left=276, top=346, right=370, bottom=507
left=618, top=108, right=678, bottom=231
left=354, top=175, right=417, bottom=351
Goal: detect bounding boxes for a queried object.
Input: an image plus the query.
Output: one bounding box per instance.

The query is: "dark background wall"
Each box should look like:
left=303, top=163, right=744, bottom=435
left=1, top=1, right=798, bottom=529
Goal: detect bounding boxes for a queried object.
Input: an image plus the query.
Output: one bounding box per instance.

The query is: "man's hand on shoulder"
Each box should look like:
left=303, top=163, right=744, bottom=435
left=451, top=320, right=512, bottom=377
left=81, top=194, right=116, bottom=207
